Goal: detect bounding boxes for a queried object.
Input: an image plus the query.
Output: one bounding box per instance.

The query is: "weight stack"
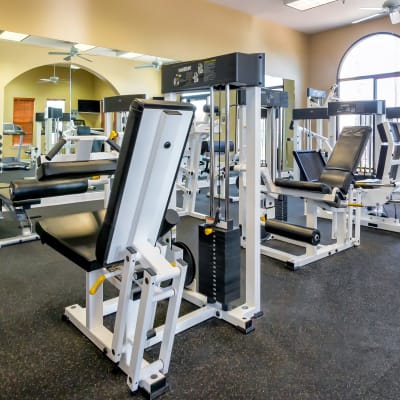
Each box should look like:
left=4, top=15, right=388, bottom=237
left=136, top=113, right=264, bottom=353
left=198, top=224, right=241, bottom=309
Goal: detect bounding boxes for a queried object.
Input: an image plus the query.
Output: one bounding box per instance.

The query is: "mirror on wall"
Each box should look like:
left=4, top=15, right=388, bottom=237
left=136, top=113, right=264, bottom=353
left=264, top=75, right=295, bottom=174
left=2, top=63, right=117, bottom=178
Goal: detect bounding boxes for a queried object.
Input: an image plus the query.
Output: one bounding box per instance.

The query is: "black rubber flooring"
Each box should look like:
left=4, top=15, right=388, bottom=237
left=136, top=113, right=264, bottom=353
left=1, top=188, right=400, bottom=399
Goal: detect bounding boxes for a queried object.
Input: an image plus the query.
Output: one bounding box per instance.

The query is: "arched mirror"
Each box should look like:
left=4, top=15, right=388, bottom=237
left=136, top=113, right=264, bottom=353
left=2, top=63, right=117, bottom=178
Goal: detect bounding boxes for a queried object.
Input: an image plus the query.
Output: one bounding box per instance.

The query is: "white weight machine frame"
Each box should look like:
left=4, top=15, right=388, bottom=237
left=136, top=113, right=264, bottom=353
left=359, top=121, right=400, bottom=233
left=37, top=100, right=196, bottom=397
left=261, top=168, right=362, bottom=269
left=166, top=85, right=262, bottom=333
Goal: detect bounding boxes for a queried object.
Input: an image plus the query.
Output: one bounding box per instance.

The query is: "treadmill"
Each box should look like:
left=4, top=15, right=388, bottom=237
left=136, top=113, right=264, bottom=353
left=1, top=123, right=31, bottom=170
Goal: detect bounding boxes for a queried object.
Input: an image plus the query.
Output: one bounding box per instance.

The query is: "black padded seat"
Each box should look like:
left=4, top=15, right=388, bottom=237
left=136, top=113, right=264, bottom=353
left=36, top=210, right=106, bottom=272
left=276, top=126, right=371, bottom=198
left=36, top=99, right=196, bottom=273
left=37, top=159, right=117, bottom=181
left=275, top=179, right=331, bottom=194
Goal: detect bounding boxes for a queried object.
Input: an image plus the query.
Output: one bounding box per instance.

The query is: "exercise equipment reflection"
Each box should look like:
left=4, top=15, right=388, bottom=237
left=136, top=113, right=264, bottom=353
left=1, top=123, right=31, bottom=170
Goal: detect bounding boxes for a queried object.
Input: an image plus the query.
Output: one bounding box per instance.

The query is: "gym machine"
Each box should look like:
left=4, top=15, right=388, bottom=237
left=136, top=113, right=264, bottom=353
left=1, top=123, right=31, bottom=170
left=357, top=120, right=400, bottom=233
left=260, top=126, right=370, bottom=269
left=44, top=107, right=63, bottom=154
left=103, top=94, right=146, bottom=148
left=37, top=99, right=195, bottom=397
left=174, top=109, right=212, bottom=219
left=326, top=100, right=400, bottom=233
left=235, top=87, right=289, bottom=239
left=162, top=52, right=263, bottom=328
left=33, top=51, right=264, bottom=397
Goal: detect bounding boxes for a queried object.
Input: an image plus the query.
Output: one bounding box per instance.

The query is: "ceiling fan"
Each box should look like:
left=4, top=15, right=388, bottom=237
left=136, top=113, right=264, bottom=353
left=353, top=0, right=400, bottom=24
left=48, top=45, right=93, bottom=62
left=134, top=58, right=163, bottom=70
left=38, top=65, right=67, bottom=84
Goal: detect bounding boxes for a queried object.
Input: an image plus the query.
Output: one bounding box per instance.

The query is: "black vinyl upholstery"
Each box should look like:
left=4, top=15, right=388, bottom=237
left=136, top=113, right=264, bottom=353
left=36, top=210, right=106, bottom=272
left=277, top=126, right=371, bottom=197
left=264, top=219, right=320, bottom=246
left=318, top=126, right=371, bottom=193
left=37, top=159, right=117, bottom=181
left=275, top=179, right=331, bottom=193
left=9, top=178, right=88, bottom=202
left=36, top=99, right=195, bottom=272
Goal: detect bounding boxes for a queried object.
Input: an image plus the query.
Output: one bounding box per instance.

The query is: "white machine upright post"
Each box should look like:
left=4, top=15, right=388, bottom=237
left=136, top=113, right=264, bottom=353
left=238, top=103, right=247, bottom=246
left=243, top=86, right=261, bottom=312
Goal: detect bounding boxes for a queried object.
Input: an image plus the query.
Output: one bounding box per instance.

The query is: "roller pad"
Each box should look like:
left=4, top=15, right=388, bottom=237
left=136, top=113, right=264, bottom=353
left=9, top=178, right=88, bottom=201
left=37, top=159, right=117, bottom=181
left=265, top=219, right=321, bottom=245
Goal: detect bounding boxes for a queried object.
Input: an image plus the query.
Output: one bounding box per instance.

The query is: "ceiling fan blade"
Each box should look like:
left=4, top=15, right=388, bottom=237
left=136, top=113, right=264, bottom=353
left=77, top=54, right=93, bottom=62
left=64, top=55, right=72, bottom=61
left=135, top=64, right=153, bottom=69
left=48, top=51, right=70, bottom=55
left=352, top=12, right=384, bottom=24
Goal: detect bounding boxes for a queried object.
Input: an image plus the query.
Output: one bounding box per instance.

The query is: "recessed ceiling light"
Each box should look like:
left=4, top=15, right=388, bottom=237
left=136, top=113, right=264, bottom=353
left=74, top=43, right=96, bottom=52
left=284, top=0, right=337, bottom=11
left=119, top=52, right=143, bottom=59
left=0, top=31, right=29, bottom=42
left=70, top=64, right=81, bottom=70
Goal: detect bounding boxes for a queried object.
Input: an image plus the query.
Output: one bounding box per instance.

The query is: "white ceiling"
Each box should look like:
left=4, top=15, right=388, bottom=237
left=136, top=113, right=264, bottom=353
left=12, top=35, right=175, bottom=65
left=207, top=0, right=388, bottom=33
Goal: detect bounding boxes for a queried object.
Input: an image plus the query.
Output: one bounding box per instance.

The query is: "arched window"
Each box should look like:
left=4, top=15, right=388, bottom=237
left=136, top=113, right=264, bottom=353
left=338, top=32, right=400, bottom=106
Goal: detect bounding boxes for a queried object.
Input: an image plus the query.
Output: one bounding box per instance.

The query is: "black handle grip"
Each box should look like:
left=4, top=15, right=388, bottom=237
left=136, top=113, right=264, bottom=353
left=105, top=138, right=120, bottom=152
left=45, top=138, right=67, bottom=161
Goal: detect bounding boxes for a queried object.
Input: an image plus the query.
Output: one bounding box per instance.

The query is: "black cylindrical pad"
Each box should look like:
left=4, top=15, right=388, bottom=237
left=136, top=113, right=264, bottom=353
left=264, top=219, right=320, bottom=246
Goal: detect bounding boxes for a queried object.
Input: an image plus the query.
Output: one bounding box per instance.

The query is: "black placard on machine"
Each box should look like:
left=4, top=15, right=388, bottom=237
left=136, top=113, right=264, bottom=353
left=292, top=107, right=329, bottom=120
left=237, top=87, right=289, bottom=108
left=103, top=94, right=146, bottom=113
left=328, top=100, right=386, bottom=116
left=386, top=107, right=400, bottom=119
left=161, top=52, right=265, bottom=93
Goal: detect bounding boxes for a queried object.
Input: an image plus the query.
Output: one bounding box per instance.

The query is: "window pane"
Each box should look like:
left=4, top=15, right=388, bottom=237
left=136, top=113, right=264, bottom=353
left=337, top=80, right=373, bottom=135
left=340, top=33, right=400, bottom=79
left=339, top=79, right=373, bottom=101
left=377, top=77, right=400, bottom=107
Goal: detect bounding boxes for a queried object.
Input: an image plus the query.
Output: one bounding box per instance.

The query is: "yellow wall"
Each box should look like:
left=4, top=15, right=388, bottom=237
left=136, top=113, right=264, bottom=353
left=2, top=0, right=399, bottom=160
left=308, top=17, right=400, bottom=93
left=0, top=0, right=309, bottom=100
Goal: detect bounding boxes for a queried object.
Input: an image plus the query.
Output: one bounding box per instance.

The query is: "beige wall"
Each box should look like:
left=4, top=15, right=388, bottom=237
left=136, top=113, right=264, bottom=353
left=0, top=0, right=309, bottom=101
left=3, top=1, right=397, bottom=157
left=308, top=17, right=400, bottom=95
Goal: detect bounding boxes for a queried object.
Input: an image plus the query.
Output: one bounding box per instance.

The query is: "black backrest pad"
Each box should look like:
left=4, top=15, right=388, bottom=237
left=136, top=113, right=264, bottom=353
left=96, top=99, right=195, bottom=266
left=325, top=126, right=371, bottom=172
left=319, top=126, right=371, bottom=193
